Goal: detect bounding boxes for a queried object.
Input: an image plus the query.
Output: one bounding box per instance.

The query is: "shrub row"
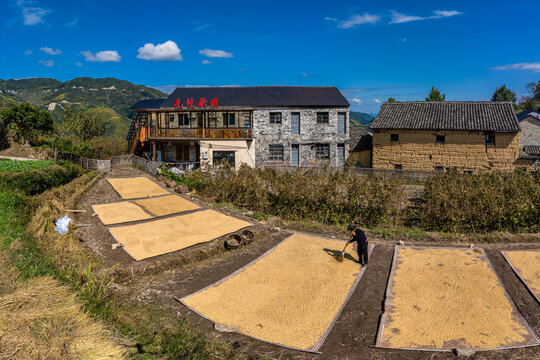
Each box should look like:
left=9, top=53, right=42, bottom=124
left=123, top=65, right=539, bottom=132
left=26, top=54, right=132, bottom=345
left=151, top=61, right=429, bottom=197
left=0, top=161, right=82, bottom=195
left=186, top=165, right=405, bottom=227
left=421, top=170, right=540, bottom=232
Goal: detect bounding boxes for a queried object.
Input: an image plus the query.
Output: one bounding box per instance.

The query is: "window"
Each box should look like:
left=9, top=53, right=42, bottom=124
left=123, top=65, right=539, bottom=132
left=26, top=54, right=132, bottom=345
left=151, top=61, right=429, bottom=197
left=270, top=112, right=282, bottom=124
left=394, top=164, right=403, bottom=170
left=436, top=135, right=445, bottom=144
left=390, top=134, right=399, bottom=142
left=180, top=114, right=190, bottom=127
left=434, top=166, right=444, bottom=172
left=338, top=112, right=346, bottom=134
left=227, top=113, right=236, bottom=127
left=485, top=133, right=495, bottom=145
left=291, top=112, right=300, bottom=134
left=315, top=144, right=330, bottom=160
left=317, top=112, right=329, bottom=124
left=213, top=151, right=235, bottom=167
left=269, top=145, right=284, bottom=161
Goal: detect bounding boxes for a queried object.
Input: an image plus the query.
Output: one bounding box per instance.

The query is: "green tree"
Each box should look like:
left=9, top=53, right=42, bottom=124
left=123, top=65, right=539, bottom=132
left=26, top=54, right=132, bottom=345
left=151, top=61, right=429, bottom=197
left=425, top=86, right=446, bottom=102
left=0, top=102, right=54, bottom=144
left=387, top=97, right=396, bottom=102
left=64, top=107, right=106, bottom=142
left=491, top=85, right=517, bottom=103
left=518, top=80, right=540, bottom=111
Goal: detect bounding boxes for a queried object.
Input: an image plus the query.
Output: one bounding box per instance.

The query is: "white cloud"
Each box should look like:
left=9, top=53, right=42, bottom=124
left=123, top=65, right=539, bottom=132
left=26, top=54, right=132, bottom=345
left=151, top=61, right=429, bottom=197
left=301, top=72, right=309, bottom=77
left=195, top=23, right=213, bottom=31
left=389, top=10, right=462, bottom=24
left=23, top=7, right=48, bottom=25
left=137, top=40, right=182, bottom=61
left=202, top=59, right=211, bottom=64
left=348, top=98, right=362, bottom=104
left=80, top=50, right=121, bottom=62
left=66, top=17, right=78, bottom=27
left=199, top=49, right=233, bottom=58
left=374, top=99, right=381, bottom=103
left=492, top=62, right=540, bottom=73
left=324, top=17, right=337, bottom=22
left=400, top=38, right=407, bottom=42
left=75, top=62, right=82, bottom=67
left=24, top=49, right=32, bottom=55
left=38, top=60, right=54, bottom=67
left=333, top=13, right=380, bottom=29
left=40, top=47, right=61, bottom=55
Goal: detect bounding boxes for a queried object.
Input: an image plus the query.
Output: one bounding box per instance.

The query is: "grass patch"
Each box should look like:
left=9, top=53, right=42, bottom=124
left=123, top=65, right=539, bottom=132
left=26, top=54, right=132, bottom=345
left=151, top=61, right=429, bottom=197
left=0, top=158, right=53, bottom=172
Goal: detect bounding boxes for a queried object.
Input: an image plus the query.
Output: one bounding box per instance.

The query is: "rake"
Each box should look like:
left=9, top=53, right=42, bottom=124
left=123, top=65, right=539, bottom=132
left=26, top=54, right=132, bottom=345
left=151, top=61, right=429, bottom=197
left=335, top=238, right=352, bottom=262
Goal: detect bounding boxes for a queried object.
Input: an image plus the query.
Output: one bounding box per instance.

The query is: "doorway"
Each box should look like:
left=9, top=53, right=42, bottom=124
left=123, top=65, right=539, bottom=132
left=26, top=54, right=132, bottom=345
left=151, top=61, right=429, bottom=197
left=291, top=144, right=299, bottom=167
left=176, top=144, right=190, bottom=161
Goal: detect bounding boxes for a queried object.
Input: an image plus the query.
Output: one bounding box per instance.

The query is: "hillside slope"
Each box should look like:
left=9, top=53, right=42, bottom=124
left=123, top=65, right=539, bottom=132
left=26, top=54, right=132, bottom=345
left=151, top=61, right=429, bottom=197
left=0, top=77, right=166, bottom=137
left=350, top=111, right=375, bottom=129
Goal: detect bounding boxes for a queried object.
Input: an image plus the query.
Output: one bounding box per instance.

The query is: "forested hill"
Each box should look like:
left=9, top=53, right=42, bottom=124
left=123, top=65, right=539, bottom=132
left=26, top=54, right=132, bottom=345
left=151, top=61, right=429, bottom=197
left=350, top=111, right=375, bottom=128
left=0, top=77, right=166, bottom=138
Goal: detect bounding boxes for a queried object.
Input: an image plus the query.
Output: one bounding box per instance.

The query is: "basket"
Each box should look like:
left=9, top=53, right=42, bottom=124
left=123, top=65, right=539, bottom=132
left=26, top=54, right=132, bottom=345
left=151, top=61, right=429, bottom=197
left=240, top=229, right=255, bottom=243
left=224, top=234, right=243, bottom=250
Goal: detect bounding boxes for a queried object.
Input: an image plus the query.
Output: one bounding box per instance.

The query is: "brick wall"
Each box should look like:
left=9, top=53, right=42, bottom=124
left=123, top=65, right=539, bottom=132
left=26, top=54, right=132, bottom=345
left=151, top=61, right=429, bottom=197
left=372, top=129, right=520, bottom=171
left=253, top=107, right=349, bottom=166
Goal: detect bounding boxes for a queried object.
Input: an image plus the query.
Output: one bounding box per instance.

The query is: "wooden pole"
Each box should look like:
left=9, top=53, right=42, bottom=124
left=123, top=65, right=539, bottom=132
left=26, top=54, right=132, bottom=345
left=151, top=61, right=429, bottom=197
left=152, top=142, right=157, bottom=162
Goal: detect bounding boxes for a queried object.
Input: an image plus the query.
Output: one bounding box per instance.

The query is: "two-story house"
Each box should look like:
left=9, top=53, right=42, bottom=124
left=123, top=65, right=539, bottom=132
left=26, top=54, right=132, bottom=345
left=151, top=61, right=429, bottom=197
left=127, top=87, right=350, bottom=168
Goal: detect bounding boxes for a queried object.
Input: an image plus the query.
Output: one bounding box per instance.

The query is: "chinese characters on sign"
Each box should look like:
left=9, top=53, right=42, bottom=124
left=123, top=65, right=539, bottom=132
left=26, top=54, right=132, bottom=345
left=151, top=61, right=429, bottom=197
left=173, top=97, right=218, bottom=109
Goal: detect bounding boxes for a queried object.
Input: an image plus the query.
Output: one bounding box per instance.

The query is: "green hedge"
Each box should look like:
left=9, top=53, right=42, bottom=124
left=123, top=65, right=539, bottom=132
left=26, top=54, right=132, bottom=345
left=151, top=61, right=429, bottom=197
left=0, top=161, right=82, bottom=195
left=421, top=170, right=540, bottom=232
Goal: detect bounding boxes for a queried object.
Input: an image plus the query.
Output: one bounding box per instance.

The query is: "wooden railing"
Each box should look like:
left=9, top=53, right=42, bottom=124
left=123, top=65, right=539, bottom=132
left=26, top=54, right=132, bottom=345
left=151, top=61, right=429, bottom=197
left=147, top=127, right=252, bottom=139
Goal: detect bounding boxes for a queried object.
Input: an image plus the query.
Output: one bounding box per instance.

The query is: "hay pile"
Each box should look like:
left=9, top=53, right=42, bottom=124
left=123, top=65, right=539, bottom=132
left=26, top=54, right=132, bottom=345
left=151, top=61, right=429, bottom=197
left=182, top=234, right=367, bottom=351
left=0, top=277, right=126, bottom=359
left=378, top=247, right=536, bottom=350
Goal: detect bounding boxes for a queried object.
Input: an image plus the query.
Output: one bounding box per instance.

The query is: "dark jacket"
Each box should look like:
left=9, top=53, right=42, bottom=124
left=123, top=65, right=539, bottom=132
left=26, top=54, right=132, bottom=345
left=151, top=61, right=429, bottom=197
left=350, top=228, right=367, bottom=243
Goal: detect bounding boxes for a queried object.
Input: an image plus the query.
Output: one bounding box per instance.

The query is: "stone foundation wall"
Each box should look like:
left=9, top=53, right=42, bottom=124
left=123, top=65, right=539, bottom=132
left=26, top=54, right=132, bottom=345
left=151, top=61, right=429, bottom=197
left=253, top=107, right=349, bottom=166
left=372, top=129, right=520, bottom=171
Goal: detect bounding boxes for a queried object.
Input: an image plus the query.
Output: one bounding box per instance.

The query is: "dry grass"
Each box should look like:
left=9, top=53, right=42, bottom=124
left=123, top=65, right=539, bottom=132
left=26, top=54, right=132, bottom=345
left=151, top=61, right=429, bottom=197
left=0, top=276, right=126, bottom=359
left=378, top=247, right=538, bottom=350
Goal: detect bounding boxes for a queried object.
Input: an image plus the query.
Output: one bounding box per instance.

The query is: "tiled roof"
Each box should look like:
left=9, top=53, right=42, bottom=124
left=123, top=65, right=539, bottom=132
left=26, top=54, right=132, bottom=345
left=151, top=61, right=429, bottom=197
left=517, top=111, right=540, bottom=121
left=523, top=145, right=540, bottom=155
left=349, top=128, right=372, bottom=151
left=371, top=102, right=520, bottom=132
left=153, top=86, right=350, bottom=108
left=129, top=98, right=166, bottom=110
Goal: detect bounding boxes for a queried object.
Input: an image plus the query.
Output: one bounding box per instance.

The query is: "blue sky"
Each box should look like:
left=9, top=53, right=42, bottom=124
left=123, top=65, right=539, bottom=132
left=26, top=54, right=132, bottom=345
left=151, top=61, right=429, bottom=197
left=1, top=0, right=539, bottom=113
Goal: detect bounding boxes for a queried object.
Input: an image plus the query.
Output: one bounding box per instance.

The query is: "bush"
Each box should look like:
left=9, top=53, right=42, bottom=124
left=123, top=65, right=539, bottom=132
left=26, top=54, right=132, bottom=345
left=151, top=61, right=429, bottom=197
left=0, top=161, right=82, bottom=195
left=421, top=170, right=540, bottom=232
left=185, top=165, right=404, bottom=227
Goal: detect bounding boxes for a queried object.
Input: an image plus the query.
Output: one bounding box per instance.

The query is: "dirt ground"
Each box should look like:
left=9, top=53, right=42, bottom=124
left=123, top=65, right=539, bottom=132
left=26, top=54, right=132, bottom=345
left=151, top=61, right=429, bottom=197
left=74, top=166, right=540, bottom=360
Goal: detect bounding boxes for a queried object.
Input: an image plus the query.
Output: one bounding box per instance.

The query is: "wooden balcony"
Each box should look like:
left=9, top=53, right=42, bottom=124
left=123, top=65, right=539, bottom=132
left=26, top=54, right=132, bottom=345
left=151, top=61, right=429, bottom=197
left=147, top=127, right=252, bottom=140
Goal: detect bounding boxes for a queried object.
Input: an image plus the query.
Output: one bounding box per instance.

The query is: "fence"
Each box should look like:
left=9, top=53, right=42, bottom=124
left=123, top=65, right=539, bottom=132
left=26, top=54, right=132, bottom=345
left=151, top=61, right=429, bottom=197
left=55, top=152, right=158, bottom=175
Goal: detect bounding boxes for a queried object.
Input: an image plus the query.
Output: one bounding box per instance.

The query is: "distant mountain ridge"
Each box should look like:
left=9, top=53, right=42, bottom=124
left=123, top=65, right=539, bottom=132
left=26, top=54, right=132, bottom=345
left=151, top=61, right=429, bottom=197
left=350, top=111, right=375, bottom=129
left=0, top=77, right=166, bottom=137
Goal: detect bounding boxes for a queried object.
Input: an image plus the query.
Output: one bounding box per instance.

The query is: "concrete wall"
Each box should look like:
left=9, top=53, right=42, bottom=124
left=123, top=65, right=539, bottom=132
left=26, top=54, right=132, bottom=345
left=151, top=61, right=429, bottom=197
left=372, top=129, right=520, bottom=171
left=199, top=140, right=256, bottom=169
left=519, top=116, right=540, bottom=147
left=252, top=107, right=349, bottom=166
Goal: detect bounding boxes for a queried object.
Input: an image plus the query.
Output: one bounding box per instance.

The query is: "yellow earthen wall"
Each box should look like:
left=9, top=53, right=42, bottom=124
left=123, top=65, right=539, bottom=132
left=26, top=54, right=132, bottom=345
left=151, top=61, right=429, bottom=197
left=372, top=130, right=520, bottom=171
left=348, top=150, right=371, bottom=167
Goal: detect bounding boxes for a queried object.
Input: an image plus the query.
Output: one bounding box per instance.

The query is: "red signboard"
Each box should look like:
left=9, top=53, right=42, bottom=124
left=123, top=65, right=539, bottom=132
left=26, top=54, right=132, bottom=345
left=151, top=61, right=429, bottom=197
left=173, top=97, right=218, bottom=109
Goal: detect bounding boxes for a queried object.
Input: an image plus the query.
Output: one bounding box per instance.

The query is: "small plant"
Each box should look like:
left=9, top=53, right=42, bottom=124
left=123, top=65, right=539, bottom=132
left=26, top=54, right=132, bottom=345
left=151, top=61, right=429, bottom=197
left=85, top=262, right=120, bottom=301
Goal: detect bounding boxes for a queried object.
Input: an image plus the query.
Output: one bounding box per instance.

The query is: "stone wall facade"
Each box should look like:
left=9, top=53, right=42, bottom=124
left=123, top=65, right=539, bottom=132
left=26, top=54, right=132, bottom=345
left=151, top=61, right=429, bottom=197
left=252, top=107, right=349, bottom=167
left=372, top=129, right=521, bottom=171
left=519, top=116, right=540, bottom=148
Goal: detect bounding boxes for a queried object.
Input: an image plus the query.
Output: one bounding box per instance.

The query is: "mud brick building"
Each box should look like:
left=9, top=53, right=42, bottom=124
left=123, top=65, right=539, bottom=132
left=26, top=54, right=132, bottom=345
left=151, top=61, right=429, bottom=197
left=127, top=87, right=349, bottom=168
left=370, top=101, right=532, bottom=172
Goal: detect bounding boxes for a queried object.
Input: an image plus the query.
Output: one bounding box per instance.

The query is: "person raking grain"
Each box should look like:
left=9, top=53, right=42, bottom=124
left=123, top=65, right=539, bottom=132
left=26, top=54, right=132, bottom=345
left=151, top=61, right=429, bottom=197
left=347, top=224, right=369, bottom=267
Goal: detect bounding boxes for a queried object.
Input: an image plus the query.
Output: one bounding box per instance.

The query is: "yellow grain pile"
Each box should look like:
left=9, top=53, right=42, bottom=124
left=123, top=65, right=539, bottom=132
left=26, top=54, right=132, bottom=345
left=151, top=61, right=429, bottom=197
left=107, top=177, right=169, bottom=199
left=0, top=277, right=126, bottom=359
left=502, top=250, right=540, bottom=301
left=378, top=247, right=536, bottom=350
left=92, top=201, right=153, bottom=225
left=135, top=195, right=199, bottom=216
left=182, top=234, right=365, bottom=351
left=109, top=209, right=250, bottom=260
